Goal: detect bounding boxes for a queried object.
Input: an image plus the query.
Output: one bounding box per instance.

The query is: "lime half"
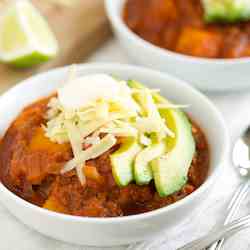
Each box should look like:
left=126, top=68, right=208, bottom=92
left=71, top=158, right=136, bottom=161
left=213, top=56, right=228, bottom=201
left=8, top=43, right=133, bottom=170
left=0, top=0, right=58, bottom=68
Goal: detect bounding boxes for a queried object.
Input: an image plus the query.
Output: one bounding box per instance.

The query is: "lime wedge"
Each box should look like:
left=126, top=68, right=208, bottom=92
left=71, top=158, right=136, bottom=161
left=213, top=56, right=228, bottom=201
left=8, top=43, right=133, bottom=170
left=0, top=0, right=59, bottom=68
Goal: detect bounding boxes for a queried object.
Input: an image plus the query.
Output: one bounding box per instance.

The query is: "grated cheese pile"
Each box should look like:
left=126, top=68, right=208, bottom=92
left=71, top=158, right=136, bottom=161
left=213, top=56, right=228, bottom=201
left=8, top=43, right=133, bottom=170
left=44, top=73, right=177, bottom=185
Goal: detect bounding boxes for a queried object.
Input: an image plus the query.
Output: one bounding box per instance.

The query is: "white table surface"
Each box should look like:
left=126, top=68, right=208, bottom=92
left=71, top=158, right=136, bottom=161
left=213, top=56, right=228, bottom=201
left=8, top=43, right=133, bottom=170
left=1, top=39, right=250, bottom=250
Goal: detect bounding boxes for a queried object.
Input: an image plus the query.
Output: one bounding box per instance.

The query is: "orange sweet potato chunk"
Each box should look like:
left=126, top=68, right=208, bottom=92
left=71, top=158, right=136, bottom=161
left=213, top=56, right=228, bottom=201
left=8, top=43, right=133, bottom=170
left=43, top=195, right=66, bottom=214
left=175, top=27, right=222, bottom=58
left=84, top=165, right=103, bottom=183
left=29, top=127, right=70, bottom=153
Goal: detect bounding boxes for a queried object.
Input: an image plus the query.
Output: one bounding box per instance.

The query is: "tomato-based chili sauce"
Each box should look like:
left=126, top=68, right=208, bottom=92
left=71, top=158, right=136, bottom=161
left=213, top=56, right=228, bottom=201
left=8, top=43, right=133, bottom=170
left=123, top=0, right=250, bottom=59
left=0, top=97, right=209, bottom=217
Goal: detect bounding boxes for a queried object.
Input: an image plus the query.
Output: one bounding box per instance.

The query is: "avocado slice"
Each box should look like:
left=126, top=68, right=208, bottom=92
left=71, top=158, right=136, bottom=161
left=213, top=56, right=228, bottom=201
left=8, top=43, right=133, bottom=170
left=202, top=0, right=250, bottom=23
left=134, top=142, right=166, bottom=185
left=127, top=80, right=144, bottom=89
left=128, top=80, right=167, bottom=185
left=128, top=80, right=195, bottom=197
left=110, top=137, right=142, bottom=187
left=151, top=108, right=195, bottom=197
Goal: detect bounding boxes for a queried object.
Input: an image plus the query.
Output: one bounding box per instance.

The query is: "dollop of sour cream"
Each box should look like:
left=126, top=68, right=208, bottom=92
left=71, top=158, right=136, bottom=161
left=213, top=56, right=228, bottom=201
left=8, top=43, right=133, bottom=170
left=58, top=74, right=121, bottom=109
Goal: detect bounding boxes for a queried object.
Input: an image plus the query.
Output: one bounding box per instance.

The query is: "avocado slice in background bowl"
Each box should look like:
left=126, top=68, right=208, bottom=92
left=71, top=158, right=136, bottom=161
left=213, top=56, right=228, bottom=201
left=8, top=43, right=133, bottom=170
left=202, top=0, right=250, bottom=23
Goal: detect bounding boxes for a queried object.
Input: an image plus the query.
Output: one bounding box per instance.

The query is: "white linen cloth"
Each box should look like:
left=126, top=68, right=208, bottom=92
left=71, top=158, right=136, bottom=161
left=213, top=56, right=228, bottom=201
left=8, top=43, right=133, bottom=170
left=1, top=39, right=250, bottom=250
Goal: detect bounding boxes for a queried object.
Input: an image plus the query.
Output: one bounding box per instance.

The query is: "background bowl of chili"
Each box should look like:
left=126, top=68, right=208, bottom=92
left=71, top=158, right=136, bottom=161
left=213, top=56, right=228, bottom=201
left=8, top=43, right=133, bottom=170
left=0, top=63, right=229, bottom=246
left=105, top=0, right=250, bottom=92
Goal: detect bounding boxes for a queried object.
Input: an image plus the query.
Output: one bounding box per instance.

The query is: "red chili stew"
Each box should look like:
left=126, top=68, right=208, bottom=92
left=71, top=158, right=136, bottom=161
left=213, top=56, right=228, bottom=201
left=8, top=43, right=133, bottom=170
left=0, top=97, right=209, bottom=217
left=123, top=0, right=250, bottom=58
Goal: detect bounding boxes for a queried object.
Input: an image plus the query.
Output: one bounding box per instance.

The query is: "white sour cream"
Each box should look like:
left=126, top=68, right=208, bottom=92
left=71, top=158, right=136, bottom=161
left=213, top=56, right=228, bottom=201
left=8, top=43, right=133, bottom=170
left=58, top=74, right=121, bottom=109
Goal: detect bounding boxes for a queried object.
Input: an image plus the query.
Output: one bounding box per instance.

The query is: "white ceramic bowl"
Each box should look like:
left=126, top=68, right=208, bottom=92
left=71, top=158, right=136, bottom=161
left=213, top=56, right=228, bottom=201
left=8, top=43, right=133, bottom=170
left=105, top=0, right=250, bottom=92
left=0, top=63, right=228, bottom=246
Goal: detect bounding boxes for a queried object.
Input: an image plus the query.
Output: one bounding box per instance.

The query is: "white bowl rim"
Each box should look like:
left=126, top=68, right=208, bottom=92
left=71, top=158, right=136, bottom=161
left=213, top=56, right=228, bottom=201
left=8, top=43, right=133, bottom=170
left=105, top=0, right=250, bottom=64
left=0, top=63, right=230, bottom=224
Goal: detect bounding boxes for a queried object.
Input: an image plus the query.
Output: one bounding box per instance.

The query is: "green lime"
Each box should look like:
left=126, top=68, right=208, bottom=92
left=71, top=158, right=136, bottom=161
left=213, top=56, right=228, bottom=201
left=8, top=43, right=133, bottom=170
left=0, top=0, right=59, bottom=68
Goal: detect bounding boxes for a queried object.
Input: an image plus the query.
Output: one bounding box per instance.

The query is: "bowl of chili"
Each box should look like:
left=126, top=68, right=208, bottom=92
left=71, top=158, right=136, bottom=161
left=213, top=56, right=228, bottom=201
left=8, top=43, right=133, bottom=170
left=0, top=63, right=228, bottom=246
left=106, top=0, right=250, bottom=92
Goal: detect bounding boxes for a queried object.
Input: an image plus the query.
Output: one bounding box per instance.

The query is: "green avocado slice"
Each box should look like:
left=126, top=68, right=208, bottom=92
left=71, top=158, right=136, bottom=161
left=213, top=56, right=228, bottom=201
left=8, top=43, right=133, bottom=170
left=110, top=137, right=142, bottom=187
left=128, top=79, right=195, bottom=197
left=128, top=79, right=167, bottom=185
left=151, top=108, right=195, bottom=197
left=202, top=0, right=250, bottom=23
left=134, top=142, right=166, bottom=185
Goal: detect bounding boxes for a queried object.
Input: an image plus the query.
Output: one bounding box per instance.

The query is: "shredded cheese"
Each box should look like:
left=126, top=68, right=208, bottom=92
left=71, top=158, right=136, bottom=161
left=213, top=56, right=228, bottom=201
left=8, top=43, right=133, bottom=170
left=133, top=89, right=175, bottom=139
left=61, top=134, right=117, bottom=174
left=139, top=133, right=152, bottom=146
left=44, top=72, right=184, bottom=184
left=157, top=103, right=190, bottom=109
left=64, top=120, right=86, bottom=184
left=100, top=126, right=137, bottom=137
